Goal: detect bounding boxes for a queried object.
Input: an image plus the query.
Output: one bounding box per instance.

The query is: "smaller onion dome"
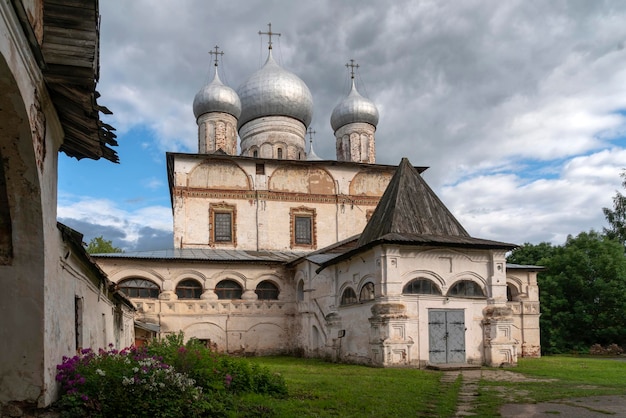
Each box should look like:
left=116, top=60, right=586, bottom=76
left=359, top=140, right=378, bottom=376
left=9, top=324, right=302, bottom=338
left=330, top=79, right=379, bottom=132
left=193, top=67, right=242, bottom=120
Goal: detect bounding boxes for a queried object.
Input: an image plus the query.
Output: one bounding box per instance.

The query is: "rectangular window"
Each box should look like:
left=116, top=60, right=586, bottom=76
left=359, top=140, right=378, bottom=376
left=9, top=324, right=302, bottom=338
left=295, top=216, right=312, bottom=244
left=290, top=207, right=316, bottom=249
left=214, top=212, right=232, bottom=242
left=209, top=203, right=237, bottom=246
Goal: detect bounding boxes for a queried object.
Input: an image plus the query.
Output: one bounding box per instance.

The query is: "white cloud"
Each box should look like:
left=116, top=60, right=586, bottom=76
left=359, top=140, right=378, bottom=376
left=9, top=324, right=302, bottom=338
left=58, top=196, right=172, bottom=249
left=58, top=0, right=626, bottom=250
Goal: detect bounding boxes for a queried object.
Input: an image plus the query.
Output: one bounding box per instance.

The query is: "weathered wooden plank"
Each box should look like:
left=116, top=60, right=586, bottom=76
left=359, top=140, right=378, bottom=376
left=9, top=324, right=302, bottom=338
left=46, top=0, right=96, bottom=11
left=44, top=26, right=98, bottom=43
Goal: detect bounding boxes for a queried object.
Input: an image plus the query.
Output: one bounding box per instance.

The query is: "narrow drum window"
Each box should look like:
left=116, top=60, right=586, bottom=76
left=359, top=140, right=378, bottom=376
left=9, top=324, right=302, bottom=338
left=277, top=148, right=283, bottom=159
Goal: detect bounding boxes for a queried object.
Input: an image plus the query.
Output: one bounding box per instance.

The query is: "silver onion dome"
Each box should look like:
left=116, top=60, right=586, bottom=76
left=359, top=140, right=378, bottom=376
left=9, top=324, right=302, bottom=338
left=193, top=67, right=242, bottom=120
left=237, top=51, right=313, bottom=129
left=330, top=79, right=379, bottom=132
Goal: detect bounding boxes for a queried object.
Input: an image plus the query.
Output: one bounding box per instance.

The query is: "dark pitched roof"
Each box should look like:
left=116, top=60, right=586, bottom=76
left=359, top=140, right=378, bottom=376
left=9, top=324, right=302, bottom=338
left=357, top=157, right=470, bottom=246
left=314, top=158, right=516, bottom=273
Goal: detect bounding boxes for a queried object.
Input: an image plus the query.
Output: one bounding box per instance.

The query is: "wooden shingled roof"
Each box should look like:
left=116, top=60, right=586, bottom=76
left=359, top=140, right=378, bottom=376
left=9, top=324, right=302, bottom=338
left=40, top=0, right=118, bottom=162
left=316, top=158, right=516, bottom=272
left=357, top=157, right=473, bottom=246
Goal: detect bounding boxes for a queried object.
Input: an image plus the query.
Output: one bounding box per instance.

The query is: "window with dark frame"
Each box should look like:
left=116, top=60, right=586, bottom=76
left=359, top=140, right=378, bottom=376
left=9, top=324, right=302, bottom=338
left=277, top=148, right=283, bottom=159
left=215, top=279, right=243, bottom=300
left=214, top=212, right=232, bottom=242
left=255, top=280, right=280, bottom=300
left=448, top=280, right=485, bottom=298
left=359, top=282, right=375, bottom=301
left=290, top=207, right=316, bottom=249
left=403, top=278, right=442, bottom=295
left=210, top=203, right=236, bottom=246
left=176, top=279, right=203, bottom=299
left=118, top=278, right=160, bottom=298
left=294, top=216, right=312, bottom=245
left=341, top=287, right=358, bottom=305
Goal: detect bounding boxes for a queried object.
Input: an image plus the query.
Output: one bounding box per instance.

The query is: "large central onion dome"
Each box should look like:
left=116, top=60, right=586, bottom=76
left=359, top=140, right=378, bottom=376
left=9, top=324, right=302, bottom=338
left=193, top=67, right=242, bottom=120
left=237, top=51, right=313, bottom=130
left=330, top=79, right=379, bottom=132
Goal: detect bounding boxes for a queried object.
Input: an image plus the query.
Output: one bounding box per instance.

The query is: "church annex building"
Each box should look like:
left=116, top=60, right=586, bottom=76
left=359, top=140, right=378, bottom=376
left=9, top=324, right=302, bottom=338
left=94, top=29, right=541, bottom=368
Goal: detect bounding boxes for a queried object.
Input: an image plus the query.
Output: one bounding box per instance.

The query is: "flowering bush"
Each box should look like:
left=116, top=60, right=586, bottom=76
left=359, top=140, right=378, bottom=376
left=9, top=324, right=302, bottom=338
left=146, top=333, right=287, bottom=396
left=54, top=345, right=217, bottom=417
left=54, top=336, right=287, bottom=417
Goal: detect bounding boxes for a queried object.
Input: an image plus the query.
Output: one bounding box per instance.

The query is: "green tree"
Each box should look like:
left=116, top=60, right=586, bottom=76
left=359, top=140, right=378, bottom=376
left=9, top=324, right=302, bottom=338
left=85, top=236, right=123, bottom=254
left=537, top=231, right=626, bottom=353
left=507, top=241, right=556, bottom=266
left=603, top=170, right=626, bottom=246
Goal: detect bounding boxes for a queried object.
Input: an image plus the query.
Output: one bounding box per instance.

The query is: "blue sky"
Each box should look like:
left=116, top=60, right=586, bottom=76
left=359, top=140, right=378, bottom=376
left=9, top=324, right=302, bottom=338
left=57, top=0, right=626, bottom=251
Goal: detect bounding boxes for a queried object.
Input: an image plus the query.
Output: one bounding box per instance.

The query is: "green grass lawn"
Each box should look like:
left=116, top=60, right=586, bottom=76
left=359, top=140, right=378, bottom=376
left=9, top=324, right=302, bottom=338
left=235, top=356, right=626, bottom=418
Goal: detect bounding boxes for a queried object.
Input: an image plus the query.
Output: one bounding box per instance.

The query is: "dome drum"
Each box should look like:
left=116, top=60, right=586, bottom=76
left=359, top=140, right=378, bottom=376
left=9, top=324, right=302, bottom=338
left=240, top=116, right=307, bottom=159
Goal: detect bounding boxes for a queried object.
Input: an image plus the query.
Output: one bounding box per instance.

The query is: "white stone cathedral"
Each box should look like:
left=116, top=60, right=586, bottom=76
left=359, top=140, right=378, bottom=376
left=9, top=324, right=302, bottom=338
left=95, top=30, right=541, bottom=367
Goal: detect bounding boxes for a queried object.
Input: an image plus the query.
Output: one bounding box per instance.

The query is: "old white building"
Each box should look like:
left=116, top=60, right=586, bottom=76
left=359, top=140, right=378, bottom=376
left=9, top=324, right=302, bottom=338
left=0, top=1, right=135, bottom=409
left=96, top=34, right=541, bottom=368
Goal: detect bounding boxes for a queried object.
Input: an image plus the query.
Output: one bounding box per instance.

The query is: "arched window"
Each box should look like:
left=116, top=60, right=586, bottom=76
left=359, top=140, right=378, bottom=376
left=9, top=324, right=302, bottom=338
left=360, top=282, right=375, bottom=301
left=448, top=280, right=485, bottom=298
left=176, top=279, right=203, bottom=299
left=403, top=278, right=442, bottom=295
left=215, top=280, right=243, bottom=300
left=341, top=287, right=357, bottom=306
left=253, top=150, right=258, bottom=158
left=506, top=283, right=519, bottom=302
left=118, top=278, right=160, bottom=298
left=255, top=280, right=279, bottom=300
left=277, top=148, right=283, bottom=159
left=297, top=280, right=304, bottom=302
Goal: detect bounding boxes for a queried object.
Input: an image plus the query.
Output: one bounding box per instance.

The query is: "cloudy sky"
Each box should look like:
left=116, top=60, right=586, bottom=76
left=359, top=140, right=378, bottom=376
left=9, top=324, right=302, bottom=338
left=58, top=0, right=626, bottom=251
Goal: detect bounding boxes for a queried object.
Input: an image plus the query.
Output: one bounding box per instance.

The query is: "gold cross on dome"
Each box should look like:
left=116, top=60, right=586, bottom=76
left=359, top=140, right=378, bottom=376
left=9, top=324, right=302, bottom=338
left=259, top=23, right=281, bottom=50
left=346, top=59, right=359, bottom=79
left=208, top=45, right=224, bottom=67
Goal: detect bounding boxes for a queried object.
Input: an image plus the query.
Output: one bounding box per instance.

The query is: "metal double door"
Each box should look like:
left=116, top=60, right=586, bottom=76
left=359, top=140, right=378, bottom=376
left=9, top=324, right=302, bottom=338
left=428, top=310, right=465, bottom=364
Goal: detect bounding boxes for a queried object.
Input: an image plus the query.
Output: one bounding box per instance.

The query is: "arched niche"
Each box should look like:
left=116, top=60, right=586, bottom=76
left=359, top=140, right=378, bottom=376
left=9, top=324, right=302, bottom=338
left=188, top=159, right=251, bottom=190
left=349, top=170, right=393, bottom=196
left=268, top=166, right=336, bottom=194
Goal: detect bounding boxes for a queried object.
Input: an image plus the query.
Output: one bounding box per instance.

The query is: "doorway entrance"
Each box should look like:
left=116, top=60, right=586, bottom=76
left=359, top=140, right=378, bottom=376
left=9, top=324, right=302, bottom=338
left=428, top=309, right=466, bottom=364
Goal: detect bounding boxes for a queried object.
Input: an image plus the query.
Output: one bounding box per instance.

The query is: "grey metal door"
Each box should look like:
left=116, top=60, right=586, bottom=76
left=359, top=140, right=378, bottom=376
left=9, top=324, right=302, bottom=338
left=428, top=310, right=465, bottom=363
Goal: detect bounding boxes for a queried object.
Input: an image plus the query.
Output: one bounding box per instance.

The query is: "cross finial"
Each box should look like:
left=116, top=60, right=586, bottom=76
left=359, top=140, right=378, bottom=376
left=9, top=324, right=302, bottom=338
left=346, top=59, right=359, bottom=79
left=307, top=127, right=316, bottom=143
left=259, top=23, right=281, bottom=50
left=208, top=45, right=224, bottom=67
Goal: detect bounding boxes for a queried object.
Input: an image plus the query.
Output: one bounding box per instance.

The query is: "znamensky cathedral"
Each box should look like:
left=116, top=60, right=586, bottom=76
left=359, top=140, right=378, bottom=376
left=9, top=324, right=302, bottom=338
left=95, top=25, right=541, bottom=368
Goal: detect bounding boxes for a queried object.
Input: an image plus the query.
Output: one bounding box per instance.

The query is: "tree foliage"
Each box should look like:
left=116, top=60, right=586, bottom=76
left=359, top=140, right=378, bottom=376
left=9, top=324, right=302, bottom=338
left=509, top=232, right=626, bottom=354
left=507, top=241, right=556, bottom=266
left=85, top=236, right=123, bottom=254
left=603, top=170, right=626, bottom=246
